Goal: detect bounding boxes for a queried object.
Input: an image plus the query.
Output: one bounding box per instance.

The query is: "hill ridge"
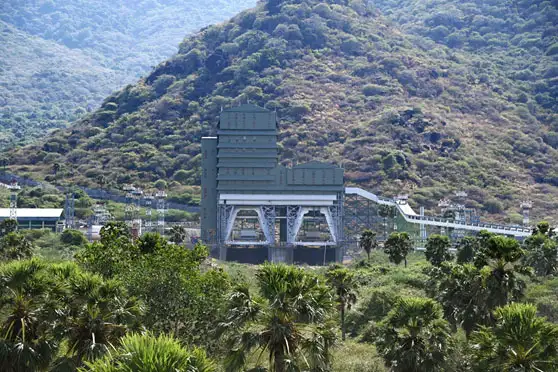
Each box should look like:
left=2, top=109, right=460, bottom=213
left=7, top=0, right=558, bottom=222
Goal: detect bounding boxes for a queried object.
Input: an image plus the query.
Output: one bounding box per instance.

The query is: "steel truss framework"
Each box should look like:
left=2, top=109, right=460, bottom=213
left=344, top=193, right=381, bottom=242
left=217, top=194, right=343, bottom=247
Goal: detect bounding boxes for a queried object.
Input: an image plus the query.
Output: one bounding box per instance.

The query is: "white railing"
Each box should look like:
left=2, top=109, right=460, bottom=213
left=345, top=187, right=532, bottom=237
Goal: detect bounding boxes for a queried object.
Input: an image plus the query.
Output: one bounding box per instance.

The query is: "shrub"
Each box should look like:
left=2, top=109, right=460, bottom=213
left=363, top=84, right=388, bottom=96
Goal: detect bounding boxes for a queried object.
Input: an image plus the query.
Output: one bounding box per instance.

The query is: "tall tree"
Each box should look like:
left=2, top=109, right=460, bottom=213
left=426, top=262, right=491, bottom=336
left=456, top=236, right=478, bottom=264
left=325, top=266, right=358, bottom=341
left=481, top=235, right=530, bottom=308
left=429, top=234, right=531, bottom=337
left=374, top=297, right=453, bottom=372
left=384, top=232, right=412, bottom=267
left=425, top=234, right=452, bottom=266
left=360, top=229, right=377, bottom=261
left=531, top=221, right=554, bottom=237
left=471, top=303, right=558, bottom=371
left=75, top=221, right=137, bottom=278
left=524, top=224, right=558, bottom=276
left=219, top=264, right=334, bottom=372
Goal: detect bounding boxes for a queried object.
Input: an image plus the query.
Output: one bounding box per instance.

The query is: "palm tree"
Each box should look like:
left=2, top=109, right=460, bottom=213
left=374, top=297, right=453, bottom=372
left=456, top=236, right=478, bottom=264
left=0, top=259, right=60, bottom=371
left=0, top=219, right=18, bottom=237
left=384, top=232, right=413, bottom=267
left=325, top=266, right=358, bottom=341
left=57, top=268, right=143, bottom=368
left=481, top=235, right=530, bottom=309
left=219, top=264, right=335, bottom=372
left=428, top=262, right=491, bottom=337
left=169, top=225, right=187, bottom=245
left=523, top=229, right=558, bottom=276
left=81, top=333, right=215, bottom=372
left=471, top=303, right=558, bottom=371
left=0, top=259, right=142, bottom=371
left=425, top=234, right=452, bottom=266
left=0, top=232, right=35, bottom=260
left=360, top=229, right=377, bottom=261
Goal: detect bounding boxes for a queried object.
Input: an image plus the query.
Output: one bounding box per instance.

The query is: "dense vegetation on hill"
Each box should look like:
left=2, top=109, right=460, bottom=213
left=0, top=22, right=119, bottom=150
left=0, top=221, right=557, bottom=370
left=7, top=0, right=558, bottom=221
left=0, top=0, right=255, bottom=149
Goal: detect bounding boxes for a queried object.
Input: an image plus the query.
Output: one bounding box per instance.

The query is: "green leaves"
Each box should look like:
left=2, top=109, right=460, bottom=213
left=221, top=263, right=335, bottom=372
left=384, top=232, right=412, bottom=267
left=425, top=234, right=452, bottom=267
left=0, top=259, right=141, bottom=370
left=0, top=232, right=35, bottom=261
left=374, top=297, right=453, bottom=372
left=359, top=229, right=377, bottom=261
left=81, top=333, right=215, bottom=372
left=471, top=303, right=558, bottom=371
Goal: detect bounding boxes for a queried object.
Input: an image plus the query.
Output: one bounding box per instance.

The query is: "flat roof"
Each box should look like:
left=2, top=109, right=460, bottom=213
left=0, top=209, right=64, bottom=219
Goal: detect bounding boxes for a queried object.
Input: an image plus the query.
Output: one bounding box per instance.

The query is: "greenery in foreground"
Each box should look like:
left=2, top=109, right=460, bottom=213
left=0, top=219, right=557, bottom=371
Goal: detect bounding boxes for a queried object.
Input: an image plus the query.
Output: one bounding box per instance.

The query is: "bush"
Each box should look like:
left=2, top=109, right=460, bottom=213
left=60, top=229, right=87, bottom=246
left=363, top=84, right=388, bottom=96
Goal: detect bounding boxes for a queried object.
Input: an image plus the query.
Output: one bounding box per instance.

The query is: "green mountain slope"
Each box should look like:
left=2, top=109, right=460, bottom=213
left=0, top=21, right=122, bottom=149
left=0, top=0, right=256, bottom=149
left=8, top=0, right=558, bottom=222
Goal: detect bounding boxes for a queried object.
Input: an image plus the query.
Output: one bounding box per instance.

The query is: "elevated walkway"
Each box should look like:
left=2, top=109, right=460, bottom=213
left=345, top=187, right=531, bottom=238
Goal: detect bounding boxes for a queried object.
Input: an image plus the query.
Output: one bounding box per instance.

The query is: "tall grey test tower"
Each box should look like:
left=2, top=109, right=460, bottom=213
left=201, top=104, right=344, bottom=264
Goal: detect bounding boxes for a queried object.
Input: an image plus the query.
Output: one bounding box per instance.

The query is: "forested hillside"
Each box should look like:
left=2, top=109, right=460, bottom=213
left=0, top=22, right=120, bottom=150
left=0, top=0, right=255, bottom=148
left=7, top=0, right=558, bottom=221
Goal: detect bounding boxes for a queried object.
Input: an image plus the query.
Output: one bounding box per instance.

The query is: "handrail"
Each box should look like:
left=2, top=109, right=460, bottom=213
left=345, top=187, right=531, bottom=237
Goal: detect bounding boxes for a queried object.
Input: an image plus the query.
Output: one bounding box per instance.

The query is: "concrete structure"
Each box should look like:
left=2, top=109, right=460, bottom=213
left=0, top=208, right=63, bottom=231
left=201, top=104, right=344, bottom=264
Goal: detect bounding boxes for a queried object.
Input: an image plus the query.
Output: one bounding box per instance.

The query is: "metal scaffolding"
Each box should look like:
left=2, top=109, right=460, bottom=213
left=7, top=182, right=20, bottom=221
left=156, top=191, right=167, bottom=236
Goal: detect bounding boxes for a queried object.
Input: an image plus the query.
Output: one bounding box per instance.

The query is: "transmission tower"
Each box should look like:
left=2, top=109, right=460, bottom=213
left=87, top=202, right=113, bottom=241
left=64, top=187, right=75, bottom=229
left=156, top=190, right=167, bottom=236
left=131, top=187, right=143, bottom=239
left=520, top=201, right=532, bottom=226
left=144, top=193, right=154, bottom=231
left=7, top=181, right=20, bottom=221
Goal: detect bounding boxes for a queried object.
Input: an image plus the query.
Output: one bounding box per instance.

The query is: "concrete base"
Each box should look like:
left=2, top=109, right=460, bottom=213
left=213, top=245, right=342, bottom=266
left=268, top=245, right=294, bottom=264
left=293, top=246, right=339, bottom=266
left=227, top=247, right=268, bottom=264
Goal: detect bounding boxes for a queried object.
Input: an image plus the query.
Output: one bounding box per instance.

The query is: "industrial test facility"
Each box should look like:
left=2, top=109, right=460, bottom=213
left=201, top=104, right=532, bottom=265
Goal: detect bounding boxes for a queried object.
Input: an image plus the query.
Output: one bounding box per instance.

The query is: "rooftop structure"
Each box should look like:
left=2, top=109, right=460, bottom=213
left=0, top=208, right=64, bottom=231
